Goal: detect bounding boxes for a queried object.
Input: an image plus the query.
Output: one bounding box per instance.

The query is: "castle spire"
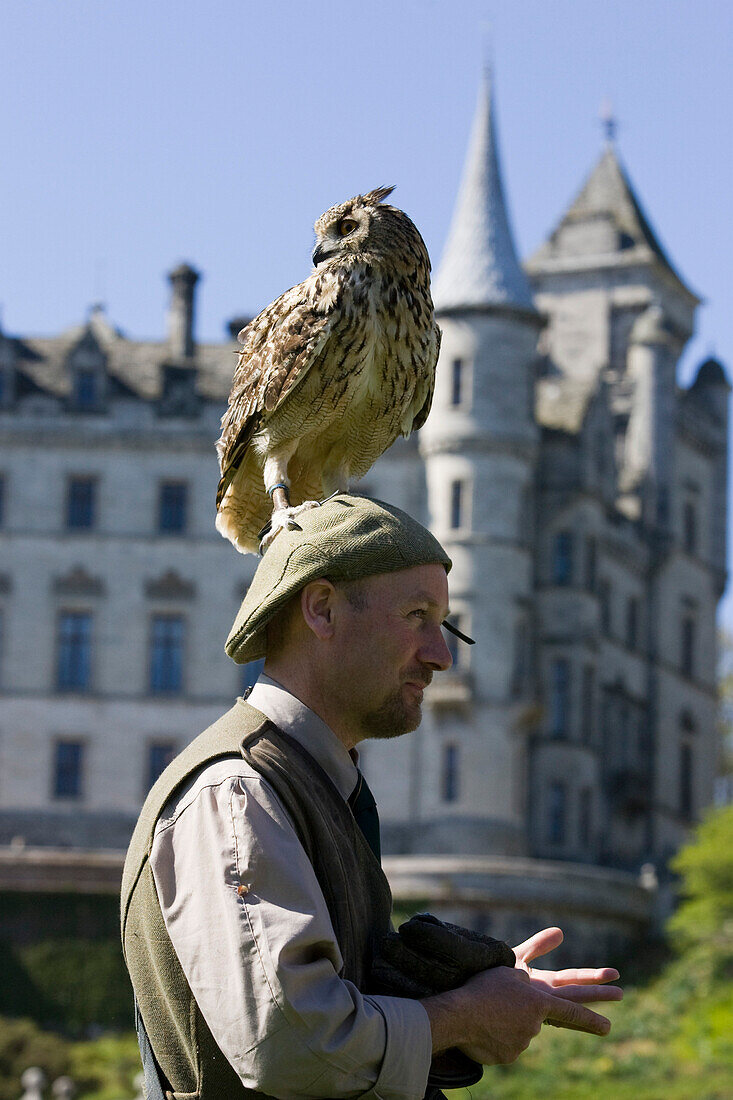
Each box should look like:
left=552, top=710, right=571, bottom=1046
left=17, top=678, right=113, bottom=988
left=432, top=71, right=535, bottom=313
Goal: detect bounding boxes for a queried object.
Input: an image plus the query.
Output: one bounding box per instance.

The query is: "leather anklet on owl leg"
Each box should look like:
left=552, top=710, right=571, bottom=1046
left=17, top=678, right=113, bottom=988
left=268, top=483, right=291, bottom=510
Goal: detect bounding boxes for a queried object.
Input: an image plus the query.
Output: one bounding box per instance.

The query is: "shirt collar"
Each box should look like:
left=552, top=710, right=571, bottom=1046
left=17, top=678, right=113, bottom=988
left=246, top=674, right=359, bottom=801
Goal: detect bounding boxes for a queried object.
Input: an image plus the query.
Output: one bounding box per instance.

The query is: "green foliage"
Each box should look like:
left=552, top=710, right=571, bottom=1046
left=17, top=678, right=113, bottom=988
left=0, top=1018, right=69, bottom=1100
left=0, top=1020, right=140, bottom=1100
left=667, top=804, right=733, bottom=951
left=67, top=1032, right=140, bottom=1100
left=446, top=807, right=733, bottom=1100
left=0, top=938, right=132, bottom=1035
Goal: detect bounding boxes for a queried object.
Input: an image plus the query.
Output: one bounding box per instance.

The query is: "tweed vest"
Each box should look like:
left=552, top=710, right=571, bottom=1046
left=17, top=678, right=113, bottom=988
left=121, top=699, right=394, bottom=1100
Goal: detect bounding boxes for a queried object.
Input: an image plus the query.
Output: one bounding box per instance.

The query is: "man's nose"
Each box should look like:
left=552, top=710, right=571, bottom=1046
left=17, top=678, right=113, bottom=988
left=420, top=624, right=453, bottom=671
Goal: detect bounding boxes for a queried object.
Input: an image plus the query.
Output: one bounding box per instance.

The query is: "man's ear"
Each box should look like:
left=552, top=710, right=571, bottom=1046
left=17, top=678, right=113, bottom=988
left=300, top=580, right=338, bottom=641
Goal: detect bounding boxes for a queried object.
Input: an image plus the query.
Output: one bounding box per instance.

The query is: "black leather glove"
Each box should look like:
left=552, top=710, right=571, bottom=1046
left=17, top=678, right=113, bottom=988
left=371, top=913, right=516, bottom=1095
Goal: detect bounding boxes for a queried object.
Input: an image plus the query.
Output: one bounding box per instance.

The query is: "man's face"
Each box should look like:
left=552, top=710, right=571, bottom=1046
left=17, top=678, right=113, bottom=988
left=330, top=563, right=453, bottom=744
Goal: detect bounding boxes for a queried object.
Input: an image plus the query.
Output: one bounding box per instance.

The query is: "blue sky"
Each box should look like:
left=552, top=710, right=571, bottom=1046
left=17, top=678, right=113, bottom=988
left=3, top=0, right=733, bottom=612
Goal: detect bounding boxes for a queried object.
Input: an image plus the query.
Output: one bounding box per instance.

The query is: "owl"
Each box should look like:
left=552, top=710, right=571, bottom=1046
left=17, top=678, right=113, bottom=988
left=215, top=186, right=440, bottom=554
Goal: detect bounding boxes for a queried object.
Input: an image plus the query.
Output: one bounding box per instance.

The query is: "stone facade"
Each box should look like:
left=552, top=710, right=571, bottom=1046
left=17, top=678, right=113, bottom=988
left=0, top=77, right=727, bottom=950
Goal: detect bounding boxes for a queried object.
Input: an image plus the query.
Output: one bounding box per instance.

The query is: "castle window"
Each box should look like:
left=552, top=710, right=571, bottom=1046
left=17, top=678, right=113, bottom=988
left=56, top=611, right=92, bottom=692
left=683, top=501, right=697, bottom=555
left=547, top=781, right=566, bottom=844
left=147, top=741, right=176, bottom=790
left=74, top=369, right=99, bottom=410
left=679, top=743, right=694, bottom=819
left=450, top=358, right=465, bottom=406
left=680, top=709, right=696, bottom=736
left=441, top=743, right=460, bottom=803
left=626, top=597, right=639, bottom=651
left=66, top=476, right=97, bottom=530
left=549, top=658, right=570, bottom=739
left=552, top=531, right=573, bottom=586
left=52, top=740, right=84, bottom=799
left=578, top=787, right=592, bottom=848
left=581, top=665, right=594, bottom=744
left=584, top=536, right=597, bottom=592
left=450, top=480, right=465, bottom=529
left=511, top=617, right=530, bottom=697
left=150, top=614, right=185, bottom=694
left=681, top=615, right=695, bottom=679
left=241, top=657, right=265, bottom=695
left=599, top=579, right=612, bottom=635
left=593, top=432, right=607, bottom=481
left=159, top=481, right=188, bottom=534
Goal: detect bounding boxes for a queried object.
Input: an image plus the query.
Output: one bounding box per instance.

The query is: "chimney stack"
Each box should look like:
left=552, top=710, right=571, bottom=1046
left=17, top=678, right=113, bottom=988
left=167, top=263, right=200, bottom=360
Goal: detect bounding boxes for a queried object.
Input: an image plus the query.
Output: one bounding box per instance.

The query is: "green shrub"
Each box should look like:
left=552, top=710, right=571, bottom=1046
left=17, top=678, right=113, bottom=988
left=668, top=804, right=733, bottom=952
left=0, top=938, right=132, bottom=1035
left=0, top=1018, right=69, bottom=1100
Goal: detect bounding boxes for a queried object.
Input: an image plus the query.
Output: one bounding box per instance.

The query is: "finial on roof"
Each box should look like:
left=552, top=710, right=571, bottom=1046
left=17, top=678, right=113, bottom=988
left=479, top=20, right=494, bottom=78
left=433, top=70, right=535, bottom=313
left=599, top=98, right=617, bottom=145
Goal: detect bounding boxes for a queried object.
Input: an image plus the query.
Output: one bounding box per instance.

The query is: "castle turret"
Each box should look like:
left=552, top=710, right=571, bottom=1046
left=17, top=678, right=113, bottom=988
left=622, top=302, right=680, bottom=527
left=418, top=72, right=543, bottom=855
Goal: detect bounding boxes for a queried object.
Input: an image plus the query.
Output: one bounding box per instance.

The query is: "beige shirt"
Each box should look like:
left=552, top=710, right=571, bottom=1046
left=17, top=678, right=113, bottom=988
left=150, top=675, right=432, bottom=1100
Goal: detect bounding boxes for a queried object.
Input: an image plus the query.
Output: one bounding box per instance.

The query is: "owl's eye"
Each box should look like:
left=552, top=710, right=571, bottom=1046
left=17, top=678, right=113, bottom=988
left=338, top=218, right=358, bottom=237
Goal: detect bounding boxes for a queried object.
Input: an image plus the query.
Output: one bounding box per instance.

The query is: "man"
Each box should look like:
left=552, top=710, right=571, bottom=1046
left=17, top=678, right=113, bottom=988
left=122, top=494, right=621, bottom=1099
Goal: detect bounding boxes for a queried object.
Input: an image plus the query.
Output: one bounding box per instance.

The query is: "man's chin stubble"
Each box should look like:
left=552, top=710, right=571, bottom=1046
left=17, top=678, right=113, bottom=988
left=360, top=695, right=422, bottom=741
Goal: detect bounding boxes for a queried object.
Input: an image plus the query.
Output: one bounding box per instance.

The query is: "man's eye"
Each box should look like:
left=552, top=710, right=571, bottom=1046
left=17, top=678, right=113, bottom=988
left=410, top=608, right=428, bottom=619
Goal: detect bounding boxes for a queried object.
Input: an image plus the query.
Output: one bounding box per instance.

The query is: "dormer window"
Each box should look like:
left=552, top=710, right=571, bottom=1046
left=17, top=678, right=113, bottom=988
left=159, top=364, right=200, bottom=418
left=74, top=368, right=99, bottom=410
left=67, top=327, right=107, bottom=412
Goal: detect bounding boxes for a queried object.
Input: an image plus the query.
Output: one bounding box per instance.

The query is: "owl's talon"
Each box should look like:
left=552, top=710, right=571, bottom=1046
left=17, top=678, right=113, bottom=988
left=259, top=502, right=319, bottom=554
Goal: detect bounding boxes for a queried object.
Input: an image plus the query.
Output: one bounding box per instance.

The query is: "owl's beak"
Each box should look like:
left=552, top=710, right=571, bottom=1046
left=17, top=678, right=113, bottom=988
left=312, top=242, right=330, bottom=266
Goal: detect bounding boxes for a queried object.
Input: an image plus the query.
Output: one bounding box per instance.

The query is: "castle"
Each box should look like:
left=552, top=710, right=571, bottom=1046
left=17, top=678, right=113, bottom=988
left=0, top=76, right=727, bottom=952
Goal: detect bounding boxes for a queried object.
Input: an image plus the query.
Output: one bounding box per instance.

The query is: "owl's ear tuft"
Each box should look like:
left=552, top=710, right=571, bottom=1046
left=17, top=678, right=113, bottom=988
left=363, top=186, right=395, bottom=205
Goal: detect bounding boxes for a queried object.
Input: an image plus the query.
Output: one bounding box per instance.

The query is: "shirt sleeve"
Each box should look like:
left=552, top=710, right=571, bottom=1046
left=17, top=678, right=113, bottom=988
left=150, top=762, right=432, bottom=1100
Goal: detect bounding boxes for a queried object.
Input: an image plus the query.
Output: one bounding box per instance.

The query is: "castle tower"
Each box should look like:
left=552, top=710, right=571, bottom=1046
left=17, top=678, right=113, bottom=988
left=417, top=72, right=544, bottom=855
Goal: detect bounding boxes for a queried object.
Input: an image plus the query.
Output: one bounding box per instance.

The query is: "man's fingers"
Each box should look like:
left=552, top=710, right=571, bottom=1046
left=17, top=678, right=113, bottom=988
left=531, top=966, right=620, bottom=986
left=543, top=993, right=612, bottom=1035
left=513, top=926, right=563, bottom=963
left=541, top=983, right=623, bottom=1003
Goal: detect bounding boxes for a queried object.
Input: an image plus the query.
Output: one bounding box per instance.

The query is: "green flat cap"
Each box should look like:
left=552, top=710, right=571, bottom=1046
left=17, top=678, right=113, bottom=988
left=227, top=494, right=451, bottom=664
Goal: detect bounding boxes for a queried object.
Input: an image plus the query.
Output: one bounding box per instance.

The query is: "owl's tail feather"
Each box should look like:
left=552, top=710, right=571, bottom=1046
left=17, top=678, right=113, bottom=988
left=215, top=506, right=260, bottom=556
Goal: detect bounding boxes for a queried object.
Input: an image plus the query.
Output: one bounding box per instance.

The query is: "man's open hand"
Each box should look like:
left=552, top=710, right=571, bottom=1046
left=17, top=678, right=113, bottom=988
left=513, top=926, right=623, bottom=1025
left=421, top=925, right=622, bottom=1065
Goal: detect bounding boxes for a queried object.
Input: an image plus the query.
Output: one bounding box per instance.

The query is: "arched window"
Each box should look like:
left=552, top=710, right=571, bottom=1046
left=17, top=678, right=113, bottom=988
left=549, top=658, right=571, bottom=739
left=547, top=781, right=566, bottom=844
left=681, top=616, right=695, bottom=679
left=626, top=597, right=639, bottom=650
left=441, top=743, right=460, bottom=803
left=683, top=500, right=697, bottom=555
left=450, top=358, right=464, bottom=406
left=552, top=531, right=573, bottom=586
left=679, top=743, right=694, bottom=819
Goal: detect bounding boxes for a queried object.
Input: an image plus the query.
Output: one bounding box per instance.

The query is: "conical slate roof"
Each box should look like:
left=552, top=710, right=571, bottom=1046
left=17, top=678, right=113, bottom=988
left=432, top=73, right=535, bottom=312
left=528, top=144, right=696, bottom=299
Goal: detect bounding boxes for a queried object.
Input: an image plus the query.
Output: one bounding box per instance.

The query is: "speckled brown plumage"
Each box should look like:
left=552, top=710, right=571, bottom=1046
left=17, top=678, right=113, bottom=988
left=215, top=186, right=440, bottom=554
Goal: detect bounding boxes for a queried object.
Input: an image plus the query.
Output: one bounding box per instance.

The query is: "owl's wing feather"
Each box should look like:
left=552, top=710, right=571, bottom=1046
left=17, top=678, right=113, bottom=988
left=410, top=319, right=441, bottom=434
left=216, top=276, right=338, bottom=509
